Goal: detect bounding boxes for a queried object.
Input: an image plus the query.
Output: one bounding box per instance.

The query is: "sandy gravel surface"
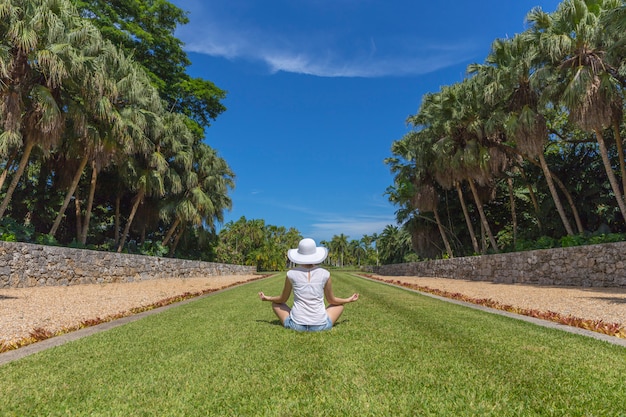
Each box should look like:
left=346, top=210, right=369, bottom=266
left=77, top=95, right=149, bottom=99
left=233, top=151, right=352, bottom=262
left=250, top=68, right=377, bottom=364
left=369, top=275, right=626, bottom=327
left=0, top=275, right=260, bottom=345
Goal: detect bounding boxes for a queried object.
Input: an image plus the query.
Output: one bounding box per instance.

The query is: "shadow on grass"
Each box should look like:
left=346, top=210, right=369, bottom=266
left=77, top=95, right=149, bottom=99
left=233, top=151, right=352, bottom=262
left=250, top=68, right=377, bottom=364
left=255, top=319, right=351, bottom=328
left=256, top=319, right=283, bottom=327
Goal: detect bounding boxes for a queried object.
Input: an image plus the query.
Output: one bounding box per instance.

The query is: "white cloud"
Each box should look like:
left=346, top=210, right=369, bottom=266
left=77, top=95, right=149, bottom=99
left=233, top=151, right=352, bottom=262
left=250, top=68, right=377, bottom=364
left=175, top=2, right=480, bottom=78
left=184, top=35, right=477, bottom=78
left=308, top=214, right=397, bottom=242
left=252, top=197, right=396, bottom=241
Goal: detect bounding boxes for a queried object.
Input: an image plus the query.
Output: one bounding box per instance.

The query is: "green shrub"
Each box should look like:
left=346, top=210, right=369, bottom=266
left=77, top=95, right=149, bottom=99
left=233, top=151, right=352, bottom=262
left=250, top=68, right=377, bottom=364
left=588, top=233, right=625, bottom=244
left=35, top=233, right=58, bottom=246
left=0, top=218, right=33, bottom=242
left=138, top=240, right=168, bottom=257
left=559, top=234, right=587, bottom=248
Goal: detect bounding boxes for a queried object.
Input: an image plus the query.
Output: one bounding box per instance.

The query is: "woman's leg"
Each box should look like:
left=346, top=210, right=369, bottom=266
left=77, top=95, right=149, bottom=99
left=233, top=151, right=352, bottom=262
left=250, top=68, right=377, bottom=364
left=326, top=304, right=345, bottom=325
left=272, top=303, right=291, bottom=324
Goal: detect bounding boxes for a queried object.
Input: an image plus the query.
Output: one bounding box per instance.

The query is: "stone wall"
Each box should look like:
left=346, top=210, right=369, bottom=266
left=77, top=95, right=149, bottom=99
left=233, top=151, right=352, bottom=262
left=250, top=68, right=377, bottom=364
left=0, top=241, right=256, bottom=288
left=372, top=241, right=626, bottom=287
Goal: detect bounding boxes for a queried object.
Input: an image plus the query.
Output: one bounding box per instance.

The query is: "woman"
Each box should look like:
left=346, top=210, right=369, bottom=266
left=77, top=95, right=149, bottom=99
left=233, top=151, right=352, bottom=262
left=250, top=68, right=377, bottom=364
left=258, top=238, right=359, bottom=332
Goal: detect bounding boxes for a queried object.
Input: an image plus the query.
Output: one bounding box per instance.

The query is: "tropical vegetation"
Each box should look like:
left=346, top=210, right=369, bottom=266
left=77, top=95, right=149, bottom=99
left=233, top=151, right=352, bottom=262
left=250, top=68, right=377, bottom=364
left=0, top=0, right=231, bottom=259
left=214, top=217, right=405, bottom=270
left=386, top=0, right=626, bottom=259
left=214, top=216, right=302, bottom=271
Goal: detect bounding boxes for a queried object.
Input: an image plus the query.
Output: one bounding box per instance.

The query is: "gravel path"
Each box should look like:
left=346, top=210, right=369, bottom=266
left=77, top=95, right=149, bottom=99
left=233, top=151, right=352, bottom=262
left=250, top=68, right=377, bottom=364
left=0, top=275, right=259, bottom=345
left=2, top=273, right=626, bottom=347
left=369, top=275, right=626, bottom=327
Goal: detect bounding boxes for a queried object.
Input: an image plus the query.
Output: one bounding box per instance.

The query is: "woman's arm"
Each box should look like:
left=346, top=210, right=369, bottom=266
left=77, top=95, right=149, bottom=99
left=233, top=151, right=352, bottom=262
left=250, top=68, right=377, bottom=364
left=324, top=277, right=359, bottom=305
left=259, top=277, right=292, bottom=303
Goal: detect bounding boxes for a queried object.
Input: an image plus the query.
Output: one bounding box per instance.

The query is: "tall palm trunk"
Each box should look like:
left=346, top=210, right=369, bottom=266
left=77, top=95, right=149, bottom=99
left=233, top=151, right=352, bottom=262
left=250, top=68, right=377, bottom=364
left=467, top=179, right=499, bottom=253
left=519, top=169, right=542, bottom=231
left=594, top=128, right=626, bottom=223
left=0, top=153, right=16, bottom=191
left=538, top=152, right=575, bottom=236
left=162, top=217, right=181, bottom=246
left=507, top=177, right=517, bottom=248
left=49, top=153, right=89, bottom=237
left=479, top=220, right=487, bottom=254
left=169, top=229, right=183, bottom=256
left=0, top=168, right=8, bottom=192
left=521, top=154, right=582, bottom=233
left=0, top=140, right=35, bottom=219
left=612, top=121, right=626, bottom=204
left=433, top=208, right=454, bottom=258
left=456, top=183, right=479, bottom=253
left=79, top=161, right=98, bottom=245
left=117, top=188, right=145, bottom=253
left=114, top=192, right=121, bottom=245
left=75, top=188, right=82, bottom=241
left=550, top=174, right=584, bottom=234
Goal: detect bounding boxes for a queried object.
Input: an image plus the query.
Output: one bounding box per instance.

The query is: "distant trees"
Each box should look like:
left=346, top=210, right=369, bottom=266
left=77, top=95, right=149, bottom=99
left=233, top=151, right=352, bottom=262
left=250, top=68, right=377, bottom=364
left=320, top=231, right=410, bottom=267
left=386, top=0, right=626, bottom=260
left=215, top=217, right=302, bottom=271
left=215, top=218, right=404, bottom=270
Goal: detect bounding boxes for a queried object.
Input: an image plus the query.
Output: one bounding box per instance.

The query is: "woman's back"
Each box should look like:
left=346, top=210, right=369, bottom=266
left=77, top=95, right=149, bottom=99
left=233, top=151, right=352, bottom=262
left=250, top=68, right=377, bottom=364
left=287, top=266, right=330, bottom=325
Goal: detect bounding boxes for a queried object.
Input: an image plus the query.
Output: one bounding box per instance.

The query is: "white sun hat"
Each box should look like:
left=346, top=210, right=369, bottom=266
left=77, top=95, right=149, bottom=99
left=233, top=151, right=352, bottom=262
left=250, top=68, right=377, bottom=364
left=288, top=238, right=328, bottom=265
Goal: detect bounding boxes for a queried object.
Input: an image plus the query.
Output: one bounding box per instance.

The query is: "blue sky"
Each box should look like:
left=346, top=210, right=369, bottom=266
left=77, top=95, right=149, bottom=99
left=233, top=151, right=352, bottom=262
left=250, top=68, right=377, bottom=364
left=169, top=0, right=562, bottom=244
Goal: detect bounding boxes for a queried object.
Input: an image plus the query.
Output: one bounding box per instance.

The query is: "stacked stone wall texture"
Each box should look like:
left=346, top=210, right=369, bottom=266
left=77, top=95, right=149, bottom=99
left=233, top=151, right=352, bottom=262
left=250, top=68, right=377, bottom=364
left=372, top=241, right=626, bottom=287
left=0, top=241, right=256, bottom=288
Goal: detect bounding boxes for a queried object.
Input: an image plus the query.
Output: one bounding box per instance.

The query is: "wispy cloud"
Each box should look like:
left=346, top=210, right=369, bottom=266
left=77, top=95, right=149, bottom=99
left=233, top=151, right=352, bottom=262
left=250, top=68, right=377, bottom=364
left=175, top=2, right=481, bottom=78
left=246, top=196, right=396, bottom=240
left=309, top=214, right=397, bottom=241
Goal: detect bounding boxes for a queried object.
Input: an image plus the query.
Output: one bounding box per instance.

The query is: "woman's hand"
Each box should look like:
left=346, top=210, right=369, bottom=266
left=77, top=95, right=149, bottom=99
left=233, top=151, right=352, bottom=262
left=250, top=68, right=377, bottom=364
left=258, top=292, right=270, bottom=301
left=348, top=293, right=359, bottom=303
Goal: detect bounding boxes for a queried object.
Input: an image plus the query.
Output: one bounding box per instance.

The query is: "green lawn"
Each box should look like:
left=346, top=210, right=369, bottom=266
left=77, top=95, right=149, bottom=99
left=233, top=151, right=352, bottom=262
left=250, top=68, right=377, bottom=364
left=1, top=272, right=625, bottom=416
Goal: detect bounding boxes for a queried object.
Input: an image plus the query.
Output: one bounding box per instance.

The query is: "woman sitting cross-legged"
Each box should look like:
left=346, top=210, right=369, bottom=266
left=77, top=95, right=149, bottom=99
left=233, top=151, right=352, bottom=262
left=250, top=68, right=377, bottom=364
left=258, top=238, right=359, bottom=332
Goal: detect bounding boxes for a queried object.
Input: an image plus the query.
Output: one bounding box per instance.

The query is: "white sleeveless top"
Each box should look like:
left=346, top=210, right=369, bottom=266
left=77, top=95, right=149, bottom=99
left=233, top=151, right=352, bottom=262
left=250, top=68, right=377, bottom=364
left=287, top=266, right=330, bottom=325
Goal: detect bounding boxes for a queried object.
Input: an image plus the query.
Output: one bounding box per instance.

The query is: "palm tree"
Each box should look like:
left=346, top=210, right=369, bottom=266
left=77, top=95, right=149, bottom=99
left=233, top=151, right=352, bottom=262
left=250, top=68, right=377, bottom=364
left=370, top=233, right=380, bottom=266
left=387, top=130, right=455, bottom=257
left=0, top=0, right=86, bottom=219
left=472, top=35, right=578, bottom=235
left=116, top=125, right=168, bottom=253
left=48, top=44, right=163, bottom=239
left=162, top=141, right=234, bottom=256
left=377, top=225, right=412, bottom=264
left=78, top=44, right=161, bottom=244
left=406, top=93, right=478, bottom=254
left=603, top=2, right=626, bottom=87
left=349, top=239, right=366, bottom=266
left=359, top=234, right=379, bottom=266
left=330, top=234, right=349, bottom=268
left=422, top=81, right=500, bottom=253
left=527, top=0, right=626, bottom=223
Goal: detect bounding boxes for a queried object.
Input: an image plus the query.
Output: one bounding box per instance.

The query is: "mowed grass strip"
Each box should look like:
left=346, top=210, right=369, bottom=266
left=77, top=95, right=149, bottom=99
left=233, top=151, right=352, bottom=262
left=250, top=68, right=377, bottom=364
left=1, top=271, right=625, bottom=416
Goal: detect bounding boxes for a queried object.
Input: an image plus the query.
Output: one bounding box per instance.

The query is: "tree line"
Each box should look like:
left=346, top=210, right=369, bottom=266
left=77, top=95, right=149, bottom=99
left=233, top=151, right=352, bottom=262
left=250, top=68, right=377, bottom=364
left=386, top=0, right=626, bottom=260
left=320, top=229, right=413, bottom=268
left=0, top=0, right=232, bottom=259
left=214, top=217, right=418, bottom=271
